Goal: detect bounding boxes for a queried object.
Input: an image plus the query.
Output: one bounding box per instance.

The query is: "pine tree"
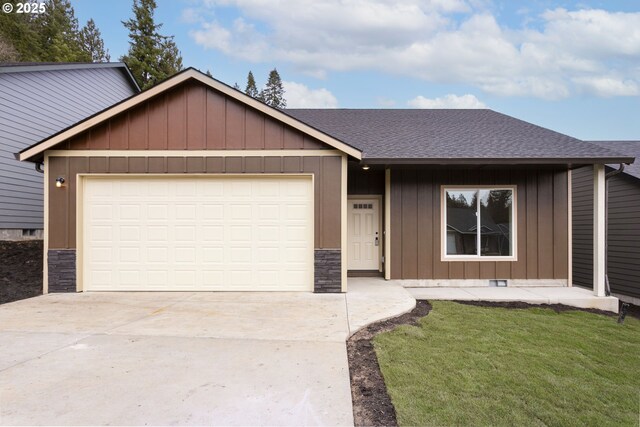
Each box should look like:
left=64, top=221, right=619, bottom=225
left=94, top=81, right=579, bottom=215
left=0, top=34, right=19, bottom=62
left=260, top=68, right=286, bottom=109
left=79, top=19, right=110, bottom=62
left=0, top=1, right=41, bottom=61
left=35, top=0, right=89, bottom=62
left=245, top=71, right=259, bottom=98
left=121, top=0, right=183, bottom=89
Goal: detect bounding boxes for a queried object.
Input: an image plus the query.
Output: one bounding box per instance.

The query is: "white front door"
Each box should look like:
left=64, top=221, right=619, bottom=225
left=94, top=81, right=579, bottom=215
left=347, top=198, right=380, bottom=270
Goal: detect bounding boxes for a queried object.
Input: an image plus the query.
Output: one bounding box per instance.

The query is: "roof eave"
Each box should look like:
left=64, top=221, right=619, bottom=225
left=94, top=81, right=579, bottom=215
left=0, top=62, right=132, bottom=74
left=120, top=63, right=141, bottom=93
left=361, top=156, right=636, bottom=166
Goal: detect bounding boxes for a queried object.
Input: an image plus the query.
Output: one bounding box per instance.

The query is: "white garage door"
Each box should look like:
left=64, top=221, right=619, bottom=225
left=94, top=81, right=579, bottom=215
left=82, top=176, right=313, bottom=292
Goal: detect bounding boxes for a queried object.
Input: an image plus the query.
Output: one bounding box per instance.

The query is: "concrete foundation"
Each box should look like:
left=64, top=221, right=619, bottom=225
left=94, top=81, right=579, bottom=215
left=396, top=279, right=568, bottom=288
left=407, top=286, right=619, bottom=313
left=0, top=228, right=43, bottom=241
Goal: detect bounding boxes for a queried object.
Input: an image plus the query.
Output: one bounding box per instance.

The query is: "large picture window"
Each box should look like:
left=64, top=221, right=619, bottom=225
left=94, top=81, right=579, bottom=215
left=443, top=187, right=515, bottom=260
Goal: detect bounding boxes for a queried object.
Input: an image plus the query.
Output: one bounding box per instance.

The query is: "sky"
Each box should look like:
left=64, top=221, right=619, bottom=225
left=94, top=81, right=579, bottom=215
left=70, top=0, right=640, bottom=141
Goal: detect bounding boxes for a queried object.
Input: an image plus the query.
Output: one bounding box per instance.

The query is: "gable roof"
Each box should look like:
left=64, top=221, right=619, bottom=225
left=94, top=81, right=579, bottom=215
left=286, top=109, right=634, bottom=165
left=18, top=68, right=362, bottom=162
left=590, top=141, right=640, bottom=180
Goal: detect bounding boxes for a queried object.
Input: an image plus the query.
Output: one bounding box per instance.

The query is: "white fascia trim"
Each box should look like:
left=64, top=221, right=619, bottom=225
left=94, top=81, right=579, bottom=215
left=44, top=149, right=343, bottom=158
left=20, top=69, right=362, bottom=161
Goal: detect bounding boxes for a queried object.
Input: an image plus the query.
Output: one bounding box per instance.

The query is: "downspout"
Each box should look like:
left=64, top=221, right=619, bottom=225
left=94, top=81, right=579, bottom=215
left=35, top=162, right=44, bottom=174
left=603, top=164, right=625, bottom=296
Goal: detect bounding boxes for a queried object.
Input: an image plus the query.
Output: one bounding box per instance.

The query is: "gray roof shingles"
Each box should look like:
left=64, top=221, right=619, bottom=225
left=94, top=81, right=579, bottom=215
left=286, top=109, right=634, bottom=164
left=590, top=141, right=640, bottom=180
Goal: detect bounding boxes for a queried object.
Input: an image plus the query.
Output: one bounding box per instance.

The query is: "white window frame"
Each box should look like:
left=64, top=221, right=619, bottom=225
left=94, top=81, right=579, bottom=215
left=441, top=185, right=517, bottom=262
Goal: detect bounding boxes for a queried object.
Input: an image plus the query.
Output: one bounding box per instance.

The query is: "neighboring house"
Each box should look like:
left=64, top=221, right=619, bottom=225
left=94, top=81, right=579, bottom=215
left=572, top=141, right=640, bottom=305
left=17, top=68, right=633, bottom=295
left=0, top=62, right=139, bottom=240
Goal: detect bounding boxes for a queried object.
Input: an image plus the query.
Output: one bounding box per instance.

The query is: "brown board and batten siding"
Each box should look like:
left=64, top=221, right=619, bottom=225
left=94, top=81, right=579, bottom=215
left=47, top=80, right=343, bottom=251
left=47, top=155, right=342, bottom=251
left=572, top=165, right=640, bottom=299
left=63, top=82, right=328, bottom=152
left=44, top=78, right=346, bottom=293
left=390, top=167, right=569, bottom=281
left=571, top=166, right=594, bottom=289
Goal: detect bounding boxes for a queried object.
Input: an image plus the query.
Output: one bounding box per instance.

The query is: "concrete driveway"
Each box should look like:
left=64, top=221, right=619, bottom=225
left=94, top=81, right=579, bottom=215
left=0, top=292, right=355, bottom=426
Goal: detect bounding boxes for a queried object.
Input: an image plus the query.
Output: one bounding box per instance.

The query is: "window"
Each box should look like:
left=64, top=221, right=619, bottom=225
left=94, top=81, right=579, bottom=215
left=443, top=187, right=515, bottom=260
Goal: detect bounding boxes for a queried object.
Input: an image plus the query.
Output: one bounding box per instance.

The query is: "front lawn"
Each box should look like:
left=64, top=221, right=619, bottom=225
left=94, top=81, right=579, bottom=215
left=374, top=301, right=640, bottom=427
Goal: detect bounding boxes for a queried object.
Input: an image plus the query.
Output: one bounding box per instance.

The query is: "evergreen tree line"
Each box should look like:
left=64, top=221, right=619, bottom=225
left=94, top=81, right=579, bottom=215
left=0, top=0, right=182, bottom=89
left=0, top=0, right=109, bottom=63
left=0, top=0, right=286, bottom=106
left=239, top=69, right=286, bottom=109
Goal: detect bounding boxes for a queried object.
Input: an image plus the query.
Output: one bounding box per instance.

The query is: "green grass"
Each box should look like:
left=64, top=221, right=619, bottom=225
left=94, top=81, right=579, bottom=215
left=374, top=301, right=640, bottom=427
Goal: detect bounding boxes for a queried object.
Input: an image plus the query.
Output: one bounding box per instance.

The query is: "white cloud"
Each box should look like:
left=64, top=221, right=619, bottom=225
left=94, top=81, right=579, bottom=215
left=572, top=76, right=640, bottom=97
left=408, top=94, right=486, bottom=108
left=188, top=2, right=640, bottom=99
left=282, top=81, right=338, bottom=108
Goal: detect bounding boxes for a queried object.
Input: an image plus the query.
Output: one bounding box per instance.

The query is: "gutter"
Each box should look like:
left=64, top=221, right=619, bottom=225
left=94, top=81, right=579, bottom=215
left=361, top=157, right=635, bottom=166
left=603, top=164, right=626, bottom=296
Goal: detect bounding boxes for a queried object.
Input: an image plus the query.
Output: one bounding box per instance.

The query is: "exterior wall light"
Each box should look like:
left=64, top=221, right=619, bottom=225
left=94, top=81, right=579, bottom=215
left=362, top=165, right=370, bottom=170
left=55, top=177, right=65, bottom=188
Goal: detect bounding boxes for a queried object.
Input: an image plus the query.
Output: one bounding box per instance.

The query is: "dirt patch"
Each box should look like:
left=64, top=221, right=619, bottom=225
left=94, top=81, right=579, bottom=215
left=0, top=240, right=43, bottom=304
left=455, top=300, right=618, bottom=317
left=346, top=298, right=639, bottom=426
left=347, top=301, right=431, bottom=427
left=457, top=299, right=640, bottom=321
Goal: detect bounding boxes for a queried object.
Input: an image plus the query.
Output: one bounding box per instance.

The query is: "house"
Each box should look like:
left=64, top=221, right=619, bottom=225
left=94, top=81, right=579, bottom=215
left=17, top=68, right=634, bottom=296
left=572, top=141, right=640, bottom=306
left=0, top=62, right=140, bottom=240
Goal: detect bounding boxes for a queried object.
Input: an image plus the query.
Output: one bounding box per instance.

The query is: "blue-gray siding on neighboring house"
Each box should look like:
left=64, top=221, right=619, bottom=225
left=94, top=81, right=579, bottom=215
left=572, top=141, right=640, bottom=301
left=0, top=64, right=138, bottom=230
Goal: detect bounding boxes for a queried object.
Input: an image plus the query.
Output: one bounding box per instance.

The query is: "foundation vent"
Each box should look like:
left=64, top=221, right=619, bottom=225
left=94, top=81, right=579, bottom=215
left=489, top=279, right=508, bottom=287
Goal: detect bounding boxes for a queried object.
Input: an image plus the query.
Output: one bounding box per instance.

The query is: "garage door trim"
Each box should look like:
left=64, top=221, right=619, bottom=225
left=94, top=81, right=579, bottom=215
left=76, top=173, right=315, bottom=292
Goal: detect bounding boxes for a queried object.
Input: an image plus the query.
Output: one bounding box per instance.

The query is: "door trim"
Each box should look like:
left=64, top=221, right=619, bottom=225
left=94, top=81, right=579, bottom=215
left=347, top=195, right=383, bottom=272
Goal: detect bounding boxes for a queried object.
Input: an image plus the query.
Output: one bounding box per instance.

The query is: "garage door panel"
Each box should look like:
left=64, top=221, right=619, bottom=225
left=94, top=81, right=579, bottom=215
left=83, top=176, right=313, bottom=292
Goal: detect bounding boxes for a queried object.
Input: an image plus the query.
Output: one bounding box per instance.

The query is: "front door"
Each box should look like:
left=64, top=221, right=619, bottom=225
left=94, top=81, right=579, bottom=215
left=347, top=198, right=380, bottom=270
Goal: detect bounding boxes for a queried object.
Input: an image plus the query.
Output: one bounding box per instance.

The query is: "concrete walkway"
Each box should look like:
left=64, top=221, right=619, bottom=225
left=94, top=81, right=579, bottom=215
left=345, top=278, right=416, bottom=335
left=0, top=281, right=414, bottom=426
left=407, top=286, right=619, bottom=313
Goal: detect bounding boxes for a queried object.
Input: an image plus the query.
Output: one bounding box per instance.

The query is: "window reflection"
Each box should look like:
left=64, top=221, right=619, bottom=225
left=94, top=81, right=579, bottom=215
left=446, top=190, right=478, bottom=255
left=445, top=188, right=513, bottom=257
left=479, top=190, right=512, bottom=256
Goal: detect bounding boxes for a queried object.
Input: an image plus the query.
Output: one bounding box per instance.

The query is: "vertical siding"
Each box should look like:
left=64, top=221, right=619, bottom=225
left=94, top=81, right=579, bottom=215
left=572, top=166, right=594, bottom=289
left=47, top=156, right=342, bottom=251
left=607, top=174, right=640, bottom=299
left=573, top=166, right=640, bottom=299
left=0, top=67, right=137, bottom=229
left=390, top=167, right=569, bottom=280
left=347, top=166, right=385, bottom=195
left=67, top=82, right=330, bottom=152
